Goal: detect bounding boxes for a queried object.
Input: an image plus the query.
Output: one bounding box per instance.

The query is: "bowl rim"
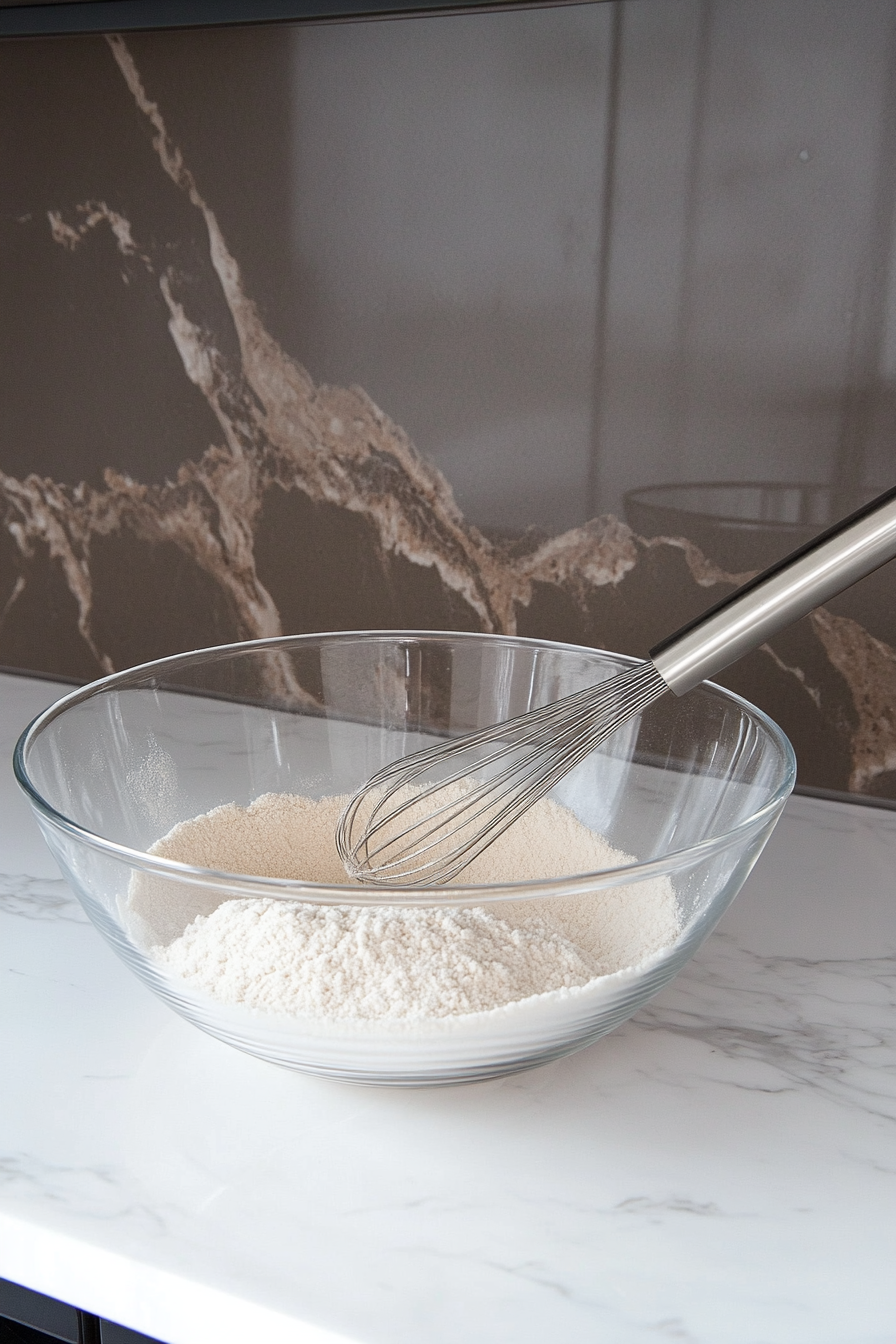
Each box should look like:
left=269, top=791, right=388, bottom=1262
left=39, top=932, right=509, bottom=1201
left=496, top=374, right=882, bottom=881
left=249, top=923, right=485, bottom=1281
left=623, top=479, right=884, bottom=532
left=13, top=629, right=797, bottom=904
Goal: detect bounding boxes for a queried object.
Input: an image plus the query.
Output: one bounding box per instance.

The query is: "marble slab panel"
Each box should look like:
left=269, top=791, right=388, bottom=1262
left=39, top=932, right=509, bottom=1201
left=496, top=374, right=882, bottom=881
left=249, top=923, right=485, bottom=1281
left=1, top=672, right=894, bottom=1343
left=2, top=13, right=896, bottom=801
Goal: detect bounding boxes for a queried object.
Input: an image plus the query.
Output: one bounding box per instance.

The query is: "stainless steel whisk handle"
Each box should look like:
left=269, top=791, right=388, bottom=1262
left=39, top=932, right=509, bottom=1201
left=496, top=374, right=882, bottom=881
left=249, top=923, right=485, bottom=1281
left=650, top=484, right=896, bottom=696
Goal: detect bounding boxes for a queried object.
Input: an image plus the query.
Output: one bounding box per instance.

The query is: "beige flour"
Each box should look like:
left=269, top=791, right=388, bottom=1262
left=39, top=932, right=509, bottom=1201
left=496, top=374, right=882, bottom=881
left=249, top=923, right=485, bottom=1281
left=131, top=790, right=680, bottom=1020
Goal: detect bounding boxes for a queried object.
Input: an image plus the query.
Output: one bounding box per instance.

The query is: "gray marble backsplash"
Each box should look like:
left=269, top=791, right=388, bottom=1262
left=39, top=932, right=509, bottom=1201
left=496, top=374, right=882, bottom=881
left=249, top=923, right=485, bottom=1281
left=2, top=1, right=896, bottom=799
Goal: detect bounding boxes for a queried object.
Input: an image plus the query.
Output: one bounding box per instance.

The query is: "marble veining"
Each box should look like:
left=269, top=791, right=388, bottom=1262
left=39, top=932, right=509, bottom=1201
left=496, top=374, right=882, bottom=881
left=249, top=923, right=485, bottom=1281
left=0, top=39, right=895, bottom=796
left=0, top=872, right=87, bottom=922
left=1, top=672, right=895, bottom=1343
left=638, top=932, right=896, bottom=1124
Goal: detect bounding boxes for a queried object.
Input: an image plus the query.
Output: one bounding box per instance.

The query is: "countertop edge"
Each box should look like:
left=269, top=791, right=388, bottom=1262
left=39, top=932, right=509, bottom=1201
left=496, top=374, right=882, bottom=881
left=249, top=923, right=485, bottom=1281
left=0, top=1210, right=356, bottom=1344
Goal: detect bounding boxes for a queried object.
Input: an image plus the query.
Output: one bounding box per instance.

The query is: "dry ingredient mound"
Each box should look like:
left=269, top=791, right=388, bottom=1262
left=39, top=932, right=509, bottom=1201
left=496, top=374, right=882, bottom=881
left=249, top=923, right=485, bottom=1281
left=132, top=789, right=680, bottom=1021
left=157, top=901, right=597, bottom=1019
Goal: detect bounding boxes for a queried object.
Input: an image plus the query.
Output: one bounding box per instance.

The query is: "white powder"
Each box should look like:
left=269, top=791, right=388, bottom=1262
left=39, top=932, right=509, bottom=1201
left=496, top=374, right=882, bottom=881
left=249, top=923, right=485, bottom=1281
left=135, top=789, right=680, bottom=1021
left=156, top=901, right=597, bottom=1019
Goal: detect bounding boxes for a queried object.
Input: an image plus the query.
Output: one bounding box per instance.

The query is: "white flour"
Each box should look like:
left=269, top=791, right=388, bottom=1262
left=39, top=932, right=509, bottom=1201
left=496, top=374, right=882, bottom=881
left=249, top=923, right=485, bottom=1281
left=136, top=789, right=680, bottom=1021
left=156, top=901, right=597, bottom=1019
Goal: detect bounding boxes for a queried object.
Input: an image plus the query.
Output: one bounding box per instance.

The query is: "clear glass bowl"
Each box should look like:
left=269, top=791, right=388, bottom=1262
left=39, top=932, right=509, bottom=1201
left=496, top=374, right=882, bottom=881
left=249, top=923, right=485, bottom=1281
left=14, top=631, right=796, bottom=1087
left=623, top=479, right=883, bottom=572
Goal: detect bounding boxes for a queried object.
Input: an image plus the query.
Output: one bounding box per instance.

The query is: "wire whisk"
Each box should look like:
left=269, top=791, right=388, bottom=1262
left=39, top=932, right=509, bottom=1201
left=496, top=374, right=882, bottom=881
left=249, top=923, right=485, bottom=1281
left=336, top=662, right=666, bottom=886
left=337, top=484, right=896, bottom=886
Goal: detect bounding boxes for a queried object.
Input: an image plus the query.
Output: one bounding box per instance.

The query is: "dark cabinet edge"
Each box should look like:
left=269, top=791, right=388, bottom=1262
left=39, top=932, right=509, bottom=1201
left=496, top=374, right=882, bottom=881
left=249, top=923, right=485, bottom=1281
left=0, top=1275, right=79, bottom=1342
left=0, top=0, right=602, bottom=38
left=0, top=1280, right=162, bottom=1344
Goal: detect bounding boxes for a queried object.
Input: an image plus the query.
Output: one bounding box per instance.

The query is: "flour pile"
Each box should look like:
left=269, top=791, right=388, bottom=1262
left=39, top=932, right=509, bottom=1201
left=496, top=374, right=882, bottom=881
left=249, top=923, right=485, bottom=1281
left=132, top=789, right=680, bottom=1021
left=156, top=902, right=597, bottom=1019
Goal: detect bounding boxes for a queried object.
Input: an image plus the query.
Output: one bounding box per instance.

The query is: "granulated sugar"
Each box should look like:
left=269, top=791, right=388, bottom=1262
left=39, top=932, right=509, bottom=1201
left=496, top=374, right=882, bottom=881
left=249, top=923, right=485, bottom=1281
left=136, top=790, right=680, bottom=1021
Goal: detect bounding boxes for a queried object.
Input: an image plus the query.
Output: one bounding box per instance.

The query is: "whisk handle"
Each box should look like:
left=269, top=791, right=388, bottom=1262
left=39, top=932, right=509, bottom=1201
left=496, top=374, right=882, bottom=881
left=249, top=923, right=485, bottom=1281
left=649, top=484, right=896, bottom=696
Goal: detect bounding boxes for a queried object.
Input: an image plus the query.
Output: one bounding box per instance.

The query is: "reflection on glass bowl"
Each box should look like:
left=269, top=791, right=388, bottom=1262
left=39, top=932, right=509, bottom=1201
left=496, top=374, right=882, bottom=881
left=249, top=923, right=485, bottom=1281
left=15, top=631, right=795, bottom=1087
left=624, top=481, right=883, bottom=573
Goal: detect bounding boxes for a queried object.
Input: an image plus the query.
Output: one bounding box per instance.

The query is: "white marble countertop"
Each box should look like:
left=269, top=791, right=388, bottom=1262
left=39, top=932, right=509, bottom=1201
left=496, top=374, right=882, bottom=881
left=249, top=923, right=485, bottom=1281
left=1, top=670, right=895, bottom=1344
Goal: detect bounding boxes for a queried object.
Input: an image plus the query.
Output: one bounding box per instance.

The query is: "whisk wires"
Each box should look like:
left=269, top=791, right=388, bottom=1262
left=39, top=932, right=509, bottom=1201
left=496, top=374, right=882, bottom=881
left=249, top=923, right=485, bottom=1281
left=336, top=660, right=669, bottom=886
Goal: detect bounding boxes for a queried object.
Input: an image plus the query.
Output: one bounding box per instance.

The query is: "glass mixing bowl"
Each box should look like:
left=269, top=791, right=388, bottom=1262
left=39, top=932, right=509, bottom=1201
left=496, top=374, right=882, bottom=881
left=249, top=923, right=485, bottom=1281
left=14, top=631, right=795, bottom=1086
